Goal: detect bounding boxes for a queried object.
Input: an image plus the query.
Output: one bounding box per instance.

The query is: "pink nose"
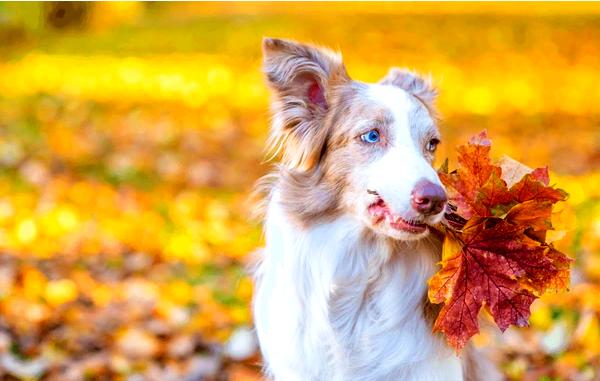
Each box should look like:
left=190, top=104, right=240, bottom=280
left=411, top=179, right=447, bottom=216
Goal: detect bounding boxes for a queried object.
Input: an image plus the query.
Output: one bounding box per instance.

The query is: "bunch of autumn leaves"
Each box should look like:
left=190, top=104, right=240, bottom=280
left=428, top=131, right=572, bottom=351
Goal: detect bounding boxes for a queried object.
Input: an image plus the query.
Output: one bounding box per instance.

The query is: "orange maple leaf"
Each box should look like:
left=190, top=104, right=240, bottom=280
left=429, top=131, right=571, bottom=351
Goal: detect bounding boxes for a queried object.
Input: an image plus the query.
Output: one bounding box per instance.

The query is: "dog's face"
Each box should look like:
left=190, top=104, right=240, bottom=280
left=263, top=38, right=446, bottom=241
left=331, top=84, right=446, bottom=241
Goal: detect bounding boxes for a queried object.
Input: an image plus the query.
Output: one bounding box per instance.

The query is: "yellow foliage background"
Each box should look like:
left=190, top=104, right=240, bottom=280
left=0, top=2, right=599, bottom=380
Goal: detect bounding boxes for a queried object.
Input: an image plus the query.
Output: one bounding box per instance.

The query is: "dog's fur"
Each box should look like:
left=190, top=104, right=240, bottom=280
left=252, top=38, right=499, bottom=381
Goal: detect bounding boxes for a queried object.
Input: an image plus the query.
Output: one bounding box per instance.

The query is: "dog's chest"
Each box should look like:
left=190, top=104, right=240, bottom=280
left=253, top=200, right=463, bottom=381
left=325, top=248, right=462, bottom=380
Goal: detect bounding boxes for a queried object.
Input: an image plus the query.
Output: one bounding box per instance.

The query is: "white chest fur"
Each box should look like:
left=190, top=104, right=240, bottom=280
left=253, top=195, right=463, bottom=381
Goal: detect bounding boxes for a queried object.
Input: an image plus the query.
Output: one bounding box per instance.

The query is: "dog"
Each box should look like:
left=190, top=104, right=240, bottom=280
left=252, top=37, right=500, bottom=381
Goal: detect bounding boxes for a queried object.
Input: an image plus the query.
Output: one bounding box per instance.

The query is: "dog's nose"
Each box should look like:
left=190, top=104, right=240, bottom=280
left=411, top=179, right=447, bottom=216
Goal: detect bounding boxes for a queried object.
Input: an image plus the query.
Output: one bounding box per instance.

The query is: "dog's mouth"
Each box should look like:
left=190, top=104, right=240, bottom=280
left=367, top=198, right=428, bottom=234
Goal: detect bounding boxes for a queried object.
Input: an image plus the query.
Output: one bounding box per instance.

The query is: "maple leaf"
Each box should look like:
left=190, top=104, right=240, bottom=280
left=439, top=132, right=503, bottom=219
left=429, top=131, right=572, bottom=352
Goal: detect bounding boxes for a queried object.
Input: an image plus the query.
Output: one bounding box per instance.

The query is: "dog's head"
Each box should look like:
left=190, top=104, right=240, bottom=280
left=263, top=38, right=446, bottom=241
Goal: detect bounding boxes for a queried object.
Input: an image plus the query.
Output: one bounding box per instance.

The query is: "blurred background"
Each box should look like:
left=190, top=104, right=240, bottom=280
left=0, top=2, right=599, bottom=380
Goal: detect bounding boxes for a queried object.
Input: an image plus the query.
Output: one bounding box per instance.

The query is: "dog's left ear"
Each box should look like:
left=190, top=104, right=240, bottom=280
left=262, top=37, right=350, bottom=171
left=380, top=68, right=437, bottom=111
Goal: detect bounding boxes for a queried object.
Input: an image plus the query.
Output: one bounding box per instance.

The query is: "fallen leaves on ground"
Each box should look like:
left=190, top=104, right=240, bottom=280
left=1, top=3, right=600, bottom=380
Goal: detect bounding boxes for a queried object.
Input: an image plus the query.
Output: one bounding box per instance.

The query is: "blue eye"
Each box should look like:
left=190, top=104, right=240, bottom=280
left=360, top=129, right=380, bottom=144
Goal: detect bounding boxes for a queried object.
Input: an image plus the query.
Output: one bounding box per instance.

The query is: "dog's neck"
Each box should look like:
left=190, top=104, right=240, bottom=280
left=255, top=192, right=462, bottom=380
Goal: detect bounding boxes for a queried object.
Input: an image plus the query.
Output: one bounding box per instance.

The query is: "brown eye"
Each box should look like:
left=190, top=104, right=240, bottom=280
left=426, top=138, right=440, bottom=153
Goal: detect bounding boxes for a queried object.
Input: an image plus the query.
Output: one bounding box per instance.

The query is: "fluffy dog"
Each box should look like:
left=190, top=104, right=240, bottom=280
left=252, top=37, right=498, bottom=381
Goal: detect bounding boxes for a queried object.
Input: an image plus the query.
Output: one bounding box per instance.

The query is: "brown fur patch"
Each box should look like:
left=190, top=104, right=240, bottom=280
left=278, top=166, right=342, bottom=227
left=259, top=80, right=390, bottom=227
left=262, top=38, right=350, bottom=172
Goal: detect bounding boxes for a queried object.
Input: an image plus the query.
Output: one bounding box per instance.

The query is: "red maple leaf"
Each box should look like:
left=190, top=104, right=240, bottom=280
left=429, top=131, right=571, bottom=351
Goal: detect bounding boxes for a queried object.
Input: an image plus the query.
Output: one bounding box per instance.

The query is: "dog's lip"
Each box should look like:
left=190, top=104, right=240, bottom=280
left=368, top=198, right=428, bottom=234
left=389, top=216, right=428, bottom=234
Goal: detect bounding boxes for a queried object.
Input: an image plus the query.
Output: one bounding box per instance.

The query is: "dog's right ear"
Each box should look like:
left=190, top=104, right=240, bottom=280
left=262, top=37, right=350, bottom=171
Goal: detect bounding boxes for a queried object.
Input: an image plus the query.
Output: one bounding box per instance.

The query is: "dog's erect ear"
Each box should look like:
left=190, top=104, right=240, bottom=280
left=379, top=68, right=437, bottom=111
left=262, top=37, right=350, bottom=171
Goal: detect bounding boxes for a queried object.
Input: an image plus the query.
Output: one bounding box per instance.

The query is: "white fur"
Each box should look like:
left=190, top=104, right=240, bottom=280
left=254, top=193, right=463, bottom=381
